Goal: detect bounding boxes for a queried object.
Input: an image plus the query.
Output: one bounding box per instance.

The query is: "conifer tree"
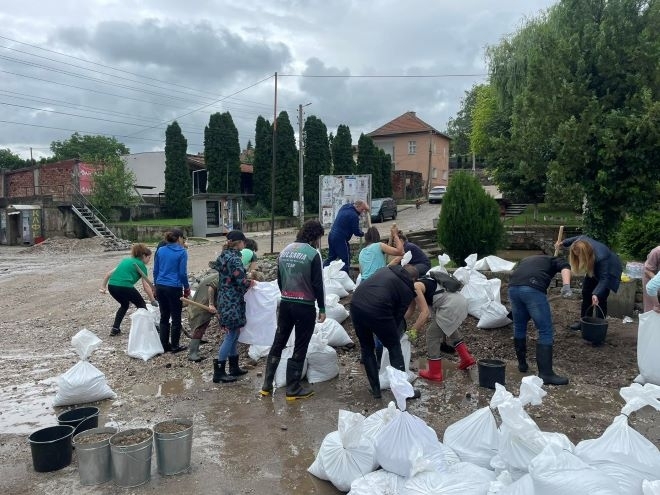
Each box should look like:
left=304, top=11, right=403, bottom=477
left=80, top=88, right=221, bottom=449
left=273, top=111, right=298, bottom=216
left=164, top=121, right=191, bottom=218
left=303, top=115, right=331, bottom=213
left=331, top=125, right=354, bottom=175
left=253, top=116, right=272, bottom=208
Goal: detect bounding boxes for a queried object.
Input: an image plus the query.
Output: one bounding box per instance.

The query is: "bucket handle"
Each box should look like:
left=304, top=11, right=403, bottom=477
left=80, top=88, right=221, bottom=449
left=586, top=304, right=605, bottom=319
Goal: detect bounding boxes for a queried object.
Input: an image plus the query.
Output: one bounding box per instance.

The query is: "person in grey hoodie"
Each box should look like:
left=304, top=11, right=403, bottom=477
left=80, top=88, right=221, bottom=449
left=153, top=228, right=190, bottom=353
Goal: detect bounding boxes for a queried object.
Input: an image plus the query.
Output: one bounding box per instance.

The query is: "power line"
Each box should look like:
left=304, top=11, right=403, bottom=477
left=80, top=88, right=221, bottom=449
left=279, top=73, right=487, bottom=78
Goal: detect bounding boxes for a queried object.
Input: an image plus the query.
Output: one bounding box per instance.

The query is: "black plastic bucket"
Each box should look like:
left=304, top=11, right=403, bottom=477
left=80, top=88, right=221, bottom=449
left=28, top=425, right=75, bottom=472
left=57, top=406, right=99, bottom=435
left=478, top=359, right=506, bottom=389
left=581, top=305, right=608, bottom=345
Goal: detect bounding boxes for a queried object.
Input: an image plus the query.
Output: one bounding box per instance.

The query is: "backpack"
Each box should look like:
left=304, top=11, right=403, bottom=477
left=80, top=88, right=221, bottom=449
left=427, top=270, right=463, bottom=293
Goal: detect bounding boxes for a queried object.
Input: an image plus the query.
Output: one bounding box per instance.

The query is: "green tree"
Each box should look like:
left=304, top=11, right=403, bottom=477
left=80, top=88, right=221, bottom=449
left=437, top=171, right=504, bottom=263
left=50, top=133, right=129, bottom=161
left=91, top=155, right=138, bottom=219
left=204, top=112, right=241, bottom=193
left=356, top=133, right=382, bottom=198
left=446, top=85, right=479, bottom=166
left=378, top=149, right=393, bottom=197
left=331, top=124, right=354, bottom=175
left=273, top=111, right=298, bottom=216
left=164, top=121, right=191, bottom=218
left=253, top=116, right=273, bottom=209
left=303, top=115, right=331, bottom=214
left=0, top=148, right=29, bottom=170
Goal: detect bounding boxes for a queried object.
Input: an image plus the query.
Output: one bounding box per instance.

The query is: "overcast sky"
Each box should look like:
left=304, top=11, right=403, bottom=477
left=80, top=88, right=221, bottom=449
left=0, top=0, right=557, bottom=160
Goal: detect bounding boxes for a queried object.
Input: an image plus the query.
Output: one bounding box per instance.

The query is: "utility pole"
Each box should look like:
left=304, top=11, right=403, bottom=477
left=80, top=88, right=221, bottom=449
left=270, top=72, right=278, bottom=254
left=298, top=102, right=311, bottom=228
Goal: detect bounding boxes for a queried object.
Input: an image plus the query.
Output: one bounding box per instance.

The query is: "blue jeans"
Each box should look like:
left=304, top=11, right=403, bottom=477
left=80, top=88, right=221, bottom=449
left=324, top=233, right=350, bottom=273
left=218, top=327, right=240, bottom=361
left=508, top=285, right=555, bottom=345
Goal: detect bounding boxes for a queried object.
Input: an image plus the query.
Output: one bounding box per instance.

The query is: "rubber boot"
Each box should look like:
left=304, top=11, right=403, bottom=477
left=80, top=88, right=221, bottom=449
left=419, top=358, right=443, bottom=382
left=454, top=340, right=476, bottom=370
left=260, top=355, right=281, bottom=396
left=212, top=359, right=237, bottom=383
left=187, top=339, right=203, bottom=362
left=362, top=352, right=382, bottom=398
left=513, top=338, right=528, bottom=372
left=228, top=355, right=248, bottom=376
left=285, top=359, right=314, bottom=401
left=536, top=344, right=569, bottom=385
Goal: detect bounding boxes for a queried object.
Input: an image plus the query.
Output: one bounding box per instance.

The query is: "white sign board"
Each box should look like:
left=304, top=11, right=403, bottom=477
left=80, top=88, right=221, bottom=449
left=318, top=174, right=371, bottom=229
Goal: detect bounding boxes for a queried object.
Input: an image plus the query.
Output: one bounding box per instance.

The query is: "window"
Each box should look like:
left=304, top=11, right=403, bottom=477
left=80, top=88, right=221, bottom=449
left=408, top=141, right=416, bottom=154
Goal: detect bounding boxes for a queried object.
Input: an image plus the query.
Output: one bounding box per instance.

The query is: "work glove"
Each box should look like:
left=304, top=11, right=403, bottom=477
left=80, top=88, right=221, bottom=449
left=183, top=288, right=191, bottom=298
left=149, top=299, right=159, bottom=307
left=561, top=284, right=573, bottom=298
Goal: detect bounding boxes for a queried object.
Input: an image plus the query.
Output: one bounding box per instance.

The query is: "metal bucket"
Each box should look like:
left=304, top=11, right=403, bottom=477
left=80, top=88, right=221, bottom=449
left=28, top=425, right=74, bottom=472
left=57, top=406, right=99, bottom=436
left=154, top=418, right=193, bottom=476
left=72, top=427, right=117, bottom=485
left=478, top=359, right=506, bottom=389
left=109, top=428, right=153, bottom=488
left=581, top=305, right=608, bottom=345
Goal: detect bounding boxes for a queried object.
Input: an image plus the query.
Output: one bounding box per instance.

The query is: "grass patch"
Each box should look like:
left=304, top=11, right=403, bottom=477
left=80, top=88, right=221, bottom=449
left=506, top=204, right=582, bottom=227
left=113, top=217, right=192, bottom=227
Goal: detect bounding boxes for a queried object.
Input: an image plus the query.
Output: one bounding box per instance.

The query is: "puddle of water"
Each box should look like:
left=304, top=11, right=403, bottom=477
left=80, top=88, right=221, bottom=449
left=0, top=381, right=58, bottom=435
left=132, top=377, right=197, bottom=397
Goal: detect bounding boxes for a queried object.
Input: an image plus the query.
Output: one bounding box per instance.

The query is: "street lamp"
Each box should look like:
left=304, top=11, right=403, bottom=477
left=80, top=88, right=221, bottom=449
left=298, top=102, right=312, bottom=228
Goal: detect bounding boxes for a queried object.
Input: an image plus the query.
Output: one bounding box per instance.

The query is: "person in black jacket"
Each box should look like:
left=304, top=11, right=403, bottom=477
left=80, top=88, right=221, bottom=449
left=350, top=264, right=419, bottom=399
left=508, top=255, right=573, bottom=385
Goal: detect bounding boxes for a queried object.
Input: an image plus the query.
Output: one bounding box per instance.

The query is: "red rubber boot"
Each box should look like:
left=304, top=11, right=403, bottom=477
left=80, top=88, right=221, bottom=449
left=455, top=341, right=476, bottom=370
left=419, top=358, right=443, bottom=382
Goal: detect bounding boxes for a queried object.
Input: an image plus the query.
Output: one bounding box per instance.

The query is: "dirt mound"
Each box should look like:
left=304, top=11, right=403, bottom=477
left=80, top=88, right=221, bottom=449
left=21, top=236, right=108, bottom=255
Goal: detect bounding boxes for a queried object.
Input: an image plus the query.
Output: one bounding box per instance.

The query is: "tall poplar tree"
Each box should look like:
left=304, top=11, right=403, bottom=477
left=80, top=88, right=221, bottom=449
left=205, top=112, right=241, bottom=193
left=378, top=149, right=393, bottom=197
left=164, top=121, right=191, bottom=218
left=331, top=125, right=354, bottom=175
left=252, top=116, right=272, bottom=208
left=273, top=111, right=298, bottom=216
left=302, top=115, right=331, bottom=213
left=356, top=133, right=382, bottom=198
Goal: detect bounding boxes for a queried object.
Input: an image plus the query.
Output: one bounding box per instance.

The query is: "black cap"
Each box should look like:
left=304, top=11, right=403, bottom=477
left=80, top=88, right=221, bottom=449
left=226, top=230, right=247, bottom=242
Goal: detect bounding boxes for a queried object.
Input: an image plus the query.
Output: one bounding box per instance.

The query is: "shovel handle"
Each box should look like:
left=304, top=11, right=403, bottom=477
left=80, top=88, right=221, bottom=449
left=553, top=226, right=564, bottom=256
left=180, top=297, right=216, bottom=313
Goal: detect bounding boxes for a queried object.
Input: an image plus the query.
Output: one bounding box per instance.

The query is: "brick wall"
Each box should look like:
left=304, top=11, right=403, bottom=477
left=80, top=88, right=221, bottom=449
left=3, top=159, right=79, bottom=200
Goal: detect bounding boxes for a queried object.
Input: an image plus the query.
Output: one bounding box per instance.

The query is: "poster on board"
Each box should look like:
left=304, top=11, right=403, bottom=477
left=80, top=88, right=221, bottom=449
left=318, top=174, right=371, bottom=230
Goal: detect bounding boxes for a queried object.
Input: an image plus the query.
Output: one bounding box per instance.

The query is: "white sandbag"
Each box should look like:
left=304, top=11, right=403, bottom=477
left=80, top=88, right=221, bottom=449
left=529, top=444, right=620, bottom=495
left=422, top=442, right=461, bottom=472
left=437, top=254, right=451, bottom=273
left=461, top=277, right=493, bottom=319
left=127, top=308, right=164, bottom=361
left=402, top=461, right=496, bottom=495
left=240, top=280, right=280, bottom=345
left=146, top=302, right=160, bottom=326
left=643, top=480, right=660, bottom=495
left=308, top=410, right=378, bottom=492
left=477, top=300, right=512, bottom=329
left=443, top=406, right=500, bottom=468
left=400, top=250, right=413, bottom=266
left=362, top=401, right=402, bottom=447
left=248, top=344, right=271, bottom=361
left=321, top=293, right=350, bottom=324
left=379, top=332, right=414, bottom=390
left=324, top=260, right=355, bottom=293
left=53, top=329, right=116, bottom=406
left=274, top=348, right=308, bottom=388
left=475, top=255, right=516, bottom=272
left=635, top=311, right=660, bottom=385
left=495, top=473, right=535, bottom=495
left=324, top=277, right=349, bottom=298
left=348, top=469, right=406, bottom=495
left=314, top=317, right=352, bottom=346
left=575, top=383, right=660, bottom=495
left=306, top=333, right=339, bottom=383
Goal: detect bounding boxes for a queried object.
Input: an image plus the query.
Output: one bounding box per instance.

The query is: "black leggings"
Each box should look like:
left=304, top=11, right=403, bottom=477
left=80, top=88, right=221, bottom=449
left=350, top=304, right=405, bottom=372
left=108, top=285, right=146, bottom=330
left=156, top=284, right=183, bottom=349
left=269, top=301, right=316, bottom=362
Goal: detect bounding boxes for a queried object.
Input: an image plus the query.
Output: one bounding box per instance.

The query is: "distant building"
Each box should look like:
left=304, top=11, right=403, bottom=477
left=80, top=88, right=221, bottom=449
left=368, top=111, right=451, bottom=193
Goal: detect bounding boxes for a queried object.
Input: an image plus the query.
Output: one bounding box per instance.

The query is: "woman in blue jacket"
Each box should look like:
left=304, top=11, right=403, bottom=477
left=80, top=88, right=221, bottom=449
left=153, top=229, right=190, bottom=353
left=558, top=236, right=622, bottom=329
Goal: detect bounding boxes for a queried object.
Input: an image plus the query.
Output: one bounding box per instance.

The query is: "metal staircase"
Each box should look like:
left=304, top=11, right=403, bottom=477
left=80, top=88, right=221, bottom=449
left=70, top=189, right=131, bottom=251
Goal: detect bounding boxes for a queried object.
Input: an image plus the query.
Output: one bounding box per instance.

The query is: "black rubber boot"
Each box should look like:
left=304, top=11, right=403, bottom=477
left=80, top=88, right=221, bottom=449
left=212, top=359, right=237, bottom=383
left=260, top=355, right=281, bottom=396
left=536, top=344, right=568, bottom=385
left=362, top=352, right=382, bottom=399
left=228, top=355, right=248, bottom=376
left=514, top=338, right=528, bottom=372
left=285, top=359, right=314, bottom=401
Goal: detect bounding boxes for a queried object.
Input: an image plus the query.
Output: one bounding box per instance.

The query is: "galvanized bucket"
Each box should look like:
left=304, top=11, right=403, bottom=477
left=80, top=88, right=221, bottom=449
left=72, top=427, right=117, bottom=485
left=153, top=418, right=193, bottom=476
left=109, top=428, right=153, bottom=488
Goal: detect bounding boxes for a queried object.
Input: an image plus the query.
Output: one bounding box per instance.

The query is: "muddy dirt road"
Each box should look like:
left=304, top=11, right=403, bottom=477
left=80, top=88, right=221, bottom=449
left=0, top=204, right=657, bottom=494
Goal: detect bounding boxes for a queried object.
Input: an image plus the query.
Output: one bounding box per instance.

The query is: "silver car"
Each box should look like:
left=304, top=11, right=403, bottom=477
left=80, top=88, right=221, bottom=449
left=428, top=186, right=447, bottom=204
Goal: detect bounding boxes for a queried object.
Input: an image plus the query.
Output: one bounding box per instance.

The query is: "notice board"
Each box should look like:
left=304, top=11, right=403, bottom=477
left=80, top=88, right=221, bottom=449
left=318, top=174, right=371, bottom=229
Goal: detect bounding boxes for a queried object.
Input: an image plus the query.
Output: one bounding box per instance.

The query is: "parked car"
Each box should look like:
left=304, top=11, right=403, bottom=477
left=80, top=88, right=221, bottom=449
left=370, top=197, right=397, bottom=223
left=428, top=186, right=447, bottom=204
